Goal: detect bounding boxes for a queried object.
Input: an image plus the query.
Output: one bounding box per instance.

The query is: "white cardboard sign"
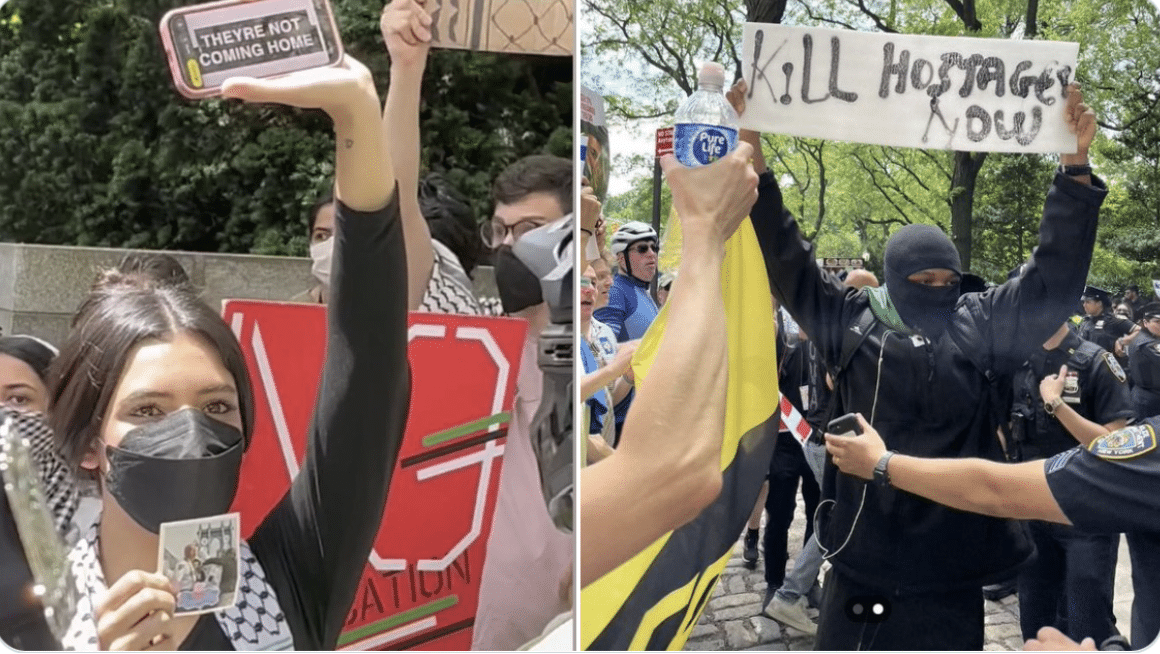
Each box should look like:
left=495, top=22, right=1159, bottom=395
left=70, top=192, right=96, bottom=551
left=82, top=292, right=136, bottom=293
left=740, top=24, right=1080, bottom=153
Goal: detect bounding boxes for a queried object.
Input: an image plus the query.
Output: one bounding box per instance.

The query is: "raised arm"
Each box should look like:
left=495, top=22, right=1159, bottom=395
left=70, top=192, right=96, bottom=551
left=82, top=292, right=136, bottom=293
left=382, top=0, right=435, bottom=309
left=581, top=144, right=757, bottom=587
left=727, top=79, right=854, bottom=360
left=970, top=85, right=1106, bottom=371
left=224, top=58, right=410, bottom=648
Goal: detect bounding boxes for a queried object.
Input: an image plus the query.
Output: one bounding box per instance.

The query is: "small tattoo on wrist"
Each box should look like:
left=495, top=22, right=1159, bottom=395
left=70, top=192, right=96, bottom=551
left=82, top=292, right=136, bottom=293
left=345, top=139, right=354, bottom=149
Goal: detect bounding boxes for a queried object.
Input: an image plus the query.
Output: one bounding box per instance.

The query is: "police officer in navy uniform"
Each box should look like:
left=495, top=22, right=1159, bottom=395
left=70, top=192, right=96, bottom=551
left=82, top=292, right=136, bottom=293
left=1126, top=303, right=1160, bottom=420
left=1010, top=322, right=1133, bottom=645
left=827, top=413, right=1160, bottom=650
left=1079, top=286, right=1139, bottom=360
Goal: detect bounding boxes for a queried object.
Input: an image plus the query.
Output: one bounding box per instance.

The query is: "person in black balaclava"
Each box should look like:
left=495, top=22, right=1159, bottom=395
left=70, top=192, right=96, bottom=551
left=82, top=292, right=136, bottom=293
left=736, top=78, right=1108, bottom=650
left=881, top=224, right=963, bottom=338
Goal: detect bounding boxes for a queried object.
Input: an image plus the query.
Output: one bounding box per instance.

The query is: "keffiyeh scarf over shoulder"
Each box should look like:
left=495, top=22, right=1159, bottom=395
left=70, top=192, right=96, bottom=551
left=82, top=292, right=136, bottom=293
left=5, top=409, right=295, bottom=651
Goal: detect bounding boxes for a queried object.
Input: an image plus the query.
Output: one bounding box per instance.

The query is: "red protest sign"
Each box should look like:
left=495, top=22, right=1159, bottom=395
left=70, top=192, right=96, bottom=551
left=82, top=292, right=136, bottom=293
left=222, top=300, right=528, bottom=651
left=655, top=127, right=674, bottom=158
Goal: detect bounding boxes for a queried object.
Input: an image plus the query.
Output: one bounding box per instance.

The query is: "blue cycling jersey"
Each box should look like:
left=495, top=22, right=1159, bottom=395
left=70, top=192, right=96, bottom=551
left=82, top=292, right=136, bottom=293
left=594, top=272, right=659, bottom=342
left=580, top=337, right=609, bottom=435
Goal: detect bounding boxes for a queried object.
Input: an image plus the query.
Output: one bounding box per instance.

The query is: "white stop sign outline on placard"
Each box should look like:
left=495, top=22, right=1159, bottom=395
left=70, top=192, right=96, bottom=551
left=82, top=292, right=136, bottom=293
left=232, top=313, right=513, bottom=575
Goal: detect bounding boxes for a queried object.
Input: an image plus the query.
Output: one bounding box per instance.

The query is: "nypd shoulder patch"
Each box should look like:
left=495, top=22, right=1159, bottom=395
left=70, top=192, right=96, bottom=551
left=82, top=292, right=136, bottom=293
left=1102, top=352, right=1128, bottom=384
left=1089, top=424, right=1158, bottom=460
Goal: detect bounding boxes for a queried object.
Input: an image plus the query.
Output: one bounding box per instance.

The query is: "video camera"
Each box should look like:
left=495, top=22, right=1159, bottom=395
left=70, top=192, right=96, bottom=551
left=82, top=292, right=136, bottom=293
left=513, top=215, right=574, bottom=534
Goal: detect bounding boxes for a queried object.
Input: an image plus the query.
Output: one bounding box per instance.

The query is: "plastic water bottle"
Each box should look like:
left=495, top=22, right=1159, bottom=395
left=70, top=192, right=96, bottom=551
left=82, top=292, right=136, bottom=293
left=673, top=62, right=739, bottom=167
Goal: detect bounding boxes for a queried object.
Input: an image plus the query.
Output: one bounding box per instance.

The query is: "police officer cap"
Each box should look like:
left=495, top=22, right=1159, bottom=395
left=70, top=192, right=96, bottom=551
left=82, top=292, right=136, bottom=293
left=1142, top=303, right=1160, bottom=320
left=1081, top=285, right=1110, bottom=306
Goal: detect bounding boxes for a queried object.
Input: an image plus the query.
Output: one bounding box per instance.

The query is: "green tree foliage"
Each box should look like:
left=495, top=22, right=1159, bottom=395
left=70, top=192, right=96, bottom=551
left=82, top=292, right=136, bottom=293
left=586, top=0, right=1160, bottom=291
left=0, top=0, right=571, bottom=255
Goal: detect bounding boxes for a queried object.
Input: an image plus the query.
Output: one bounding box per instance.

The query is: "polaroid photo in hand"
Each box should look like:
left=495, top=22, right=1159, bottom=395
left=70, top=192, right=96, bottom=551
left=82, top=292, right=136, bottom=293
left=157, top=513, right=241, bottom=615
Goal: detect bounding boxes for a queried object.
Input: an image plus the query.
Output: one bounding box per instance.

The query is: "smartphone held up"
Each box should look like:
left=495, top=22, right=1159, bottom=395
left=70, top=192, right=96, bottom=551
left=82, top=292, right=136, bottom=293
left=159, top=0, right=344, bottom=99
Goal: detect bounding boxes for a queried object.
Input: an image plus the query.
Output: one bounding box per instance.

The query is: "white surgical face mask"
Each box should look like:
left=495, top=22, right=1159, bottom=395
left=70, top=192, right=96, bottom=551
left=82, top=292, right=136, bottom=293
left=310, top=237, right=333, bottom=288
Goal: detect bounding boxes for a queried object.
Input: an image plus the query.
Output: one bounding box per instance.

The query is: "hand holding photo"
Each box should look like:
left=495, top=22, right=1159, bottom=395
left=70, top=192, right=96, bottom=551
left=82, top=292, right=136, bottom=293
left=157, top=513, right=241, bottom=615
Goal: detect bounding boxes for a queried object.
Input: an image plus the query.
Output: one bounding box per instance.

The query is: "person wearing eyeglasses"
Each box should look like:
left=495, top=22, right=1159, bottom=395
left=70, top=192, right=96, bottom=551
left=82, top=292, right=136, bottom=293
left=595, top=222, right=661, bottom=342
left=471, top=152, right=575, bottom=651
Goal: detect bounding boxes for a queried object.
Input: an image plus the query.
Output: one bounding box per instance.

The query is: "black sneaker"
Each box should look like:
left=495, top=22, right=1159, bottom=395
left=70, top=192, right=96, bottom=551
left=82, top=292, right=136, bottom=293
left=982, top=578, right=1018, bottom=601
left=743, top=529, right=759, bottom=568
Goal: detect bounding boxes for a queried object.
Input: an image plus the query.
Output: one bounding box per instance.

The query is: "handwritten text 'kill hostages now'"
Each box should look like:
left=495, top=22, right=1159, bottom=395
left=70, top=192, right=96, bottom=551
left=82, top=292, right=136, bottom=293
left=194, top=14, right=317, bottom=67
left=757, top=34, right=1073, bottom=146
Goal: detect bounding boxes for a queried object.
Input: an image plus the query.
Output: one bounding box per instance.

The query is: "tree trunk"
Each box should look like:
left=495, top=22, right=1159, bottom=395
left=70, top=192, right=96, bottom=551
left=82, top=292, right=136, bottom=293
left=1025, top=0, right=1040, bottom=38
left=950, top=151, right=987, bottom=272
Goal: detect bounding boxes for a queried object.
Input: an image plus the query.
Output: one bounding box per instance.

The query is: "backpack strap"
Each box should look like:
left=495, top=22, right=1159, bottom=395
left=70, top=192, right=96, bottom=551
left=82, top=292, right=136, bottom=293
left=818, top=306, right=878, bottom=432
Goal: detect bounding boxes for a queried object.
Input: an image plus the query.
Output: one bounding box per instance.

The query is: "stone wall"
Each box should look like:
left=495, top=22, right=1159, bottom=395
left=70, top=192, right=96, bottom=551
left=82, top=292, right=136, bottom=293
left=0, top=243, right=497, bottom=346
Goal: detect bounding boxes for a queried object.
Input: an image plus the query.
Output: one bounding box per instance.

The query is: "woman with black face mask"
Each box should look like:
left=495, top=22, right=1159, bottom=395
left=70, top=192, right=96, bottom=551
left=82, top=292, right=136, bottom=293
left=27, top=56, right=410, bottom=652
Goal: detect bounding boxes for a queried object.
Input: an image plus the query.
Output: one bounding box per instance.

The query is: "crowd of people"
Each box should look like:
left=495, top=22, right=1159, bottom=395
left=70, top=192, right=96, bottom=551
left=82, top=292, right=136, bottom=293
left=0, top=0, right=572, bottom=649
left=581, top=73, right=1160, bottom=653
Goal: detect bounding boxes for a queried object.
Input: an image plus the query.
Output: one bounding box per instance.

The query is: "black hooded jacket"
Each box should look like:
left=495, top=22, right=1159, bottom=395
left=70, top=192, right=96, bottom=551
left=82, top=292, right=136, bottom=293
left=750, top=170, right=1107, bottom=592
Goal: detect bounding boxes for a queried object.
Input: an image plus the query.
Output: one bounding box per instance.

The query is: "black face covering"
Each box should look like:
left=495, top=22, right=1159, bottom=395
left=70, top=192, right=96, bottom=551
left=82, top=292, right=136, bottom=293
left=104, top=408, right=244, bottom=534
left=883, top=224, right=962, bottom=339
left=494, top=245, right=544, bottom=314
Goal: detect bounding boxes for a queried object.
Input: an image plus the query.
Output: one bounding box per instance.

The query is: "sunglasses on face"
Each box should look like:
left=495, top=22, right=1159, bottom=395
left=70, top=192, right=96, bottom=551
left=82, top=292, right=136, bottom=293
left=631, top=243, right=659, bottom=254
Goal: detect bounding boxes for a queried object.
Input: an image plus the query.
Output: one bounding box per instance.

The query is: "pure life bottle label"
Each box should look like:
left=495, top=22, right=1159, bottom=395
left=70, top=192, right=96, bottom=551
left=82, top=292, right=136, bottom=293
left=674, top=123, right=739, bottom=167
left=673, top=62, right=739, bottom=168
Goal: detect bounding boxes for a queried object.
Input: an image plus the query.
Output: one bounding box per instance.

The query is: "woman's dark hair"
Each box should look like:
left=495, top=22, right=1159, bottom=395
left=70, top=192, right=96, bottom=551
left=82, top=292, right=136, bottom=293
left=48, top=269, right=255, bottom=472
left=419, top=174, right=484, bottom=277
left=309, top=190, right=335, bottom=233
left=0, top=336, right=57, bottom=383
left=116, top=253, right=191, bottom=287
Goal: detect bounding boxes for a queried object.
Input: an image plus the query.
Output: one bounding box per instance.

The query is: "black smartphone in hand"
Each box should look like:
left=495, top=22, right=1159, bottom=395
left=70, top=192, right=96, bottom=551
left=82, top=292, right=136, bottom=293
left=827, top=413, right=863, bottom=438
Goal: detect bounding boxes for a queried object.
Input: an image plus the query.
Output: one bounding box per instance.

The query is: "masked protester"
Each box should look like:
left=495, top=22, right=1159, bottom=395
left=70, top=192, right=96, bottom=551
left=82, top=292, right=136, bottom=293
left=36, top=56, right=410, bottom=651
left=734, top=78, right=1107, bottom=649
left=293, top=192, right=336, bottom=305
left=472, top=154, right=574, bottom=651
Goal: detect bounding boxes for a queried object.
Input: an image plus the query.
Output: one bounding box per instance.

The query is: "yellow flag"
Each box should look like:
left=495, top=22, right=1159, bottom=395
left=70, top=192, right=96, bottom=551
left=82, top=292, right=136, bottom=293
left=580, top=214, right=781, bottom=651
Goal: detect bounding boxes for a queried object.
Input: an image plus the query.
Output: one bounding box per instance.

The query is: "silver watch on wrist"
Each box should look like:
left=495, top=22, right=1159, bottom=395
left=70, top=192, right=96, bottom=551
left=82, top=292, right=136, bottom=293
left=1044, top=397, right=1064, bottom=416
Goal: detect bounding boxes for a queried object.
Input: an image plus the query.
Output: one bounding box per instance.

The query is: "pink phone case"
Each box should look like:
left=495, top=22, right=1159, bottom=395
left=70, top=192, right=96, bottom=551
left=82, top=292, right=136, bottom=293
left=159, top=0, right=344, bottom=100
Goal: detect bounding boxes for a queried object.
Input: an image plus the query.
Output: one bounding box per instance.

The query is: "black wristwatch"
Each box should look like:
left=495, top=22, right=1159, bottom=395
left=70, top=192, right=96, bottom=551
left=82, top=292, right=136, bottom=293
left=1060, top=163, right=1092, bottom=177
left=873, top=451, right=896, bottom=488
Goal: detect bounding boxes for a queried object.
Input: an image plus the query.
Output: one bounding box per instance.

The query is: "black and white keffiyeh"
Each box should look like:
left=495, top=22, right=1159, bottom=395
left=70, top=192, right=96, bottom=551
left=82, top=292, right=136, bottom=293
left=3, top=408, right=79, bottom=538
left=60, top=502, right=295, bottom=651
left=1, top=409, right=294, bottom=651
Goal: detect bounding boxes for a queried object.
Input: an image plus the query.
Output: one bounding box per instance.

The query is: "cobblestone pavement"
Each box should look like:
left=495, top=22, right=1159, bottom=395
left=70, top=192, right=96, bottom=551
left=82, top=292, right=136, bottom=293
left=684, top=495, right=1135, bottom=651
